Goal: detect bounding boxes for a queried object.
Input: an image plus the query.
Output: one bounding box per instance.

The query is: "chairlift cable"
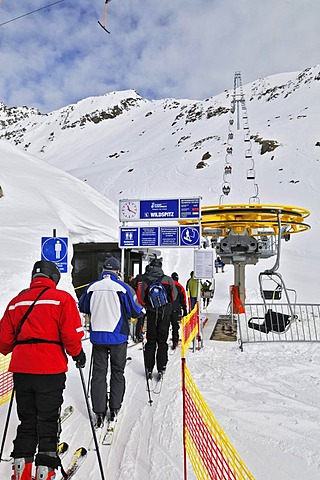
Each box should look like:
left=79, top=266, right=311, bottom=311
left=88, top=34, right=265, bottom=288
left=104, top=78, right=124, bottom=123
left=0, top=0, right=64, bottom=27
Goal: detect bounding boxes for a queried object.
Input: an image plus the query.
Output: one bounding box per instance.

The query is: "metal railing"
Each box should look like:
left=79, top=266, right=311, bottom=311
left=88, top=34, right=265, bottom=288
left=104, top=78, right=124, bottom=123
left=237, top=303, right=320, bottom=350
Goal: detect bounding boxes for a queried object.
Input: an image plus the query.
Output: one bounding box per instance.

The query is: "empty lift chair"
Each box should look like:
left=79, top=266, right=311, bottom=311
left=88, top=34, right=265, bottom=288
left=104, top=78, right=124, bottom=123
left=248, top=272, right=294, bottom=333
left=248, top=211, right=297, bottom=334
left=246, top=168, right=255, bottom=180
left=248, top=309, right=291, bottom=334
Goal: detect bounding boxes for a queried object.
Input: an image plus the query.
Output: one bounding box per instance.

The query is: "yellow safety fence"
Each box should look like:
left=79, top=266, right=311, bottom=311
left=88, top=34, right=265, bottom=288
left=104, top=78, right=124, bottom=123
left=181, top=307, right=255, bottom=480
left=181, top=303, right=199, bottom=357
left=0, top=353, right=13, bottom=406
left=183, top=365, right=255, bottom=480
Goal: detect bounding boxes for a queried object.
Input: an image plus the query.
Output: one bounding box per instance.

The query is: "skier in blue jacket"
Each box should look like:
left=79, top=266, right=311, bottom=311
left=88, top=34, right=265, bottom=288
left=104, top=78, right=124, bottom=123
left=79, top=256, right=145, bottom=427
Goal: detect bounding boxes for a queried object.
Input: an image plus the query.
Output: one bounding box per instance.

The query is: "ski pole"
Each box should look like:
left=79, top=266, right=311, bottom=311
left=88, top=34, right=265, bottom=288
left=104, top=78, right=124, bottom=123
left=78, top=368, right=106, bottom=480
left=142, top=345, right=153, bottom=406
left=86, top=346, right=94, bottom=398
left=145, top=369, right=153, bottom=406
left=0, top=388, right=15, bottom=462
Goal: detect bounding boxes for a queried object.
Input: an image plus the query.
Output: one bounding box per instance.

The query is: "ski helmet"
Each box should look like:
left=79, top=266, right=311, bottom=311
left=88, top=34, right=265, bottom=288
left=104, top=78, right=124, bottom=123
left=31, top=260, right=61, bottom=285
left=171, top=272, right=179, bottom=281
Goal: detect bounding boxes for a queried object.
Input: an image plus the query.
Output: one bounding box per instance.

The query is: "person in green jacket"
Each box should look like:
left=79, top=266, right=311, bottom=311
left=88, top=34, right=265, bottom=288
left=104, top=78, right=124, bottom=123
left=186, top=271, right=198, bottom=310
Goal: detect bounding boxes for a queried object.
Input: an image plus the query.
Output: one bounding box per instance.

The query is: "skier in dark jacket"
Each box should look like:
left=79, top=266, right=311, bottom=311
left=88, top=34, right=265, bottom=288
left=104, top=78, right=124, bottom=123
left=79, top=256, right=145, bottom=428
left=170, top=272, right=188, bottom=349
left=136, top=258, right=177, bottom=379
left=0, top=260, right=85, bottom=480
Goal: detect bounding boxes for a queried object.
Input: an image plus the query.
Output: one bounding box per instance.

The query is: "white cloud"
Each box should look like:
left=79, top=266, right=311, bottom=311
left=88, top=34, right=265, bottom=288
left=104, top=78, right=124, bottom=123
left=0, top=0, right=319, bottom=111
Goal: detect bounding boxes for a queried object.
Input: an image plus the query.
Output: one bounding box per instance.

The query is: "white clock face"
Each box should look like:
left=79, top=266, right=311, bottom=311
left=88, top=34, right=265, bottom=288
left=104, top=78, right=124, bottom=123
left=121, top=201, right=138, bottom=219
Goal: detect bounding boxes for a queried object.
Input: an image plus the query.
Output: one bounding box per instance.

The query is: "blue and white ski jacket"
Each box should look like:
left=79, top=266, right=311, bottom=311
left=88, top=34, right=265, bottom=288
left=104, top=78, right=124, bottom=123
left=79, top=271, right=145, bottom=345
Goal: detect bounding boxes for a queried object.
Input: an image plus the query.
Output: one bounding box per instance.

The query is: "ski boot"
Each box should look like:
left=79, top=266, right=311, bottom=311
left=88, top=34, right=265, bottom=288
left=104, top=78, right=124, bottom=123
left=157, top=368, right=166, bottom=381
left=110, top=409, right=119, bottom=421
left=35, top=465, right=56, bottom=479
left=95, top=412, right=106, bottom=428
left=12, top=457, right=33, bottom=480
left=35, top=452, right=60, bottom=480
left=146, top=369, right=153, bottom=380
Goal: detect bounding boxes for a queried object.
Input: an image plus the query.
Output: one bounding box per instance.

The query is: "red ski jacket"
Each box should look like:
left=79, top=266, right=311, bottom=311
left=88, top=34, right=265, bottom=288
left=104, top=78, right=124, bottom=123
left=0, top=277, right=84, bottom=374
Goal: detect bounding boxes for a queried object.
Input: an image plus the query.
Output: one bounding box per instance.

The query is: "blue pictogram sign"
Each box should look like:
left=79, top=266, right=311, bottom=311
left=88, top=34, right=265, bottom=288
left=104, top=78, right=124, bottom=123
left=180, top=226, right=200, bottom=247
left=41, top=237, right=68, bottom=273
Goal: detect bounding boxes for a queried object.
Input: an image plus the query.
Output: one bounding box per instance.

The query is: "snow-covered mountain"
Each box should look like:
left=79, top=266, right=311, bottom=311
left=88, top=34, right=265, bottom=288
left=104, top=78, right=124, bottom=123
left=1, top=66, right=319, bottom=207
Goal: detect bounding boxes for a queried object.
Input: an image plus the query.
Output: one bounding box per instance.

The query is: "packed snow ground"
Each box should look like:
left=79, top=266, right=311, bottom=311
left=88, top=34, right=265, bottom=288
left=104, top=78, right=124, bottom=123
left=1, top=314, right=320, bottom=480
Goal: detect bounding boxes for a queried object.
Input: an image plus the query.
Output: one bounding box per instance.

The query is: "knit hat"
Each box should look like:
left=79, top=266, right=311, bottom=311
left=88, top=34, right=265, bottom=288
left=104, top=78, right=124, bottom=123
left=103, top=256, right=121, bottom=271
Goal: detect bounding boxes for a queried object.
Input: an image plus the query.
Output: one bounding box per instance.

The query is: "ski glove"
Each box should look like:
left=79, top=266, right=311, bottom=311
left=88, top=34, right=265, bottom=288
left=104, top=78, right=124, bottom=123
left=72, top=349, right=86, bottom=369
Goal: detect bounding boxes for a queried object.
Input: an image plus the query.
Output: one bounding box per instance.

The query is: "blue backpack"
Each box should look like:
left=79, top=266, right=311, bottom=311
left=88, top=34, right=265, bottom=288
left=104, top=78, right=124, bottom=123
left=148, top=280, right=168, bottom=309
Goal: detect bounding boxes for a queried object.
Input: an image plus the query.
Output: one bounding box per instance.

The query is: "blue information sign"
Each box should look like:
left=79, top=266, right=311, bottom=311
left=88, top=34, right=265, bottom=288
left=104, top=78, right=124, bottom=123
left=140, top=227, right=159, bottom=247
left=180, top=198, right=200, bottom=219
left=160, top=227, right=179, bottom=246
left=120, top=226, right=200, bottom=248
left=120, top=228, right=139, bottom=247
left=180, top=226, right=200, bottom=247
left=119, top=197, right=201, bottom=222
left=41, top=237, right=68, bottom=273
left=140, top=199, right=179, bottom=220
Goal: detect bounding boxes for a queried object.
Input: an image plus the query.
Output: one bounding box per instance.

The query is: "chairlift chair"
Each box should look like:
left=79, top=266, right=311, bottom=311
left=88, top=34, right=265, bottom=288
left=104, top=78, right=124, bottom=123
left=249, top=195, right=260, bottom=204
left=248, top=309, right=291, bottom=334
left=260, top=273, right=283, bottom=300
left=222, top=183, right=231, bottom=195
left=245, top=150, right=252, bottom=159
left=255, top=213, right=297, bottom=330
left=246, top=169, right=255, bottom=180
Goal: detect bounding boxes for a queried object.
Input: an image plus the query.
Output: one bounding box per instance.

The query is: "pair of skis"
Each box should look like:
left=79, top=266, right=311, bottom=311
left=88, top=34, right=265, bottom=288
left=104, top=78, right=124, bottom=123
left=88, top=413, right=118, bottom=450
left=58, top=406, right=87, bottom=479
left=58, top=406, right=88, bottom=479
left=57, top=443, right=87, bottom=480
left=147, top=371, right=164, bottom=395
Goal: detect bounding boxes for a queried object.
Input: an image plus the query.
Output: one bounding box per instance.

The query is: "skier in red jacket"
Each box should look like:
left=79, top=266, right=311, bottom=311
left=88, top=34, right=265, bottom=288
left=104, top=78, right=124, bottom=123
left=170, top=272, right=188, bottom=349
left=0, top=261, right=85, bottom=480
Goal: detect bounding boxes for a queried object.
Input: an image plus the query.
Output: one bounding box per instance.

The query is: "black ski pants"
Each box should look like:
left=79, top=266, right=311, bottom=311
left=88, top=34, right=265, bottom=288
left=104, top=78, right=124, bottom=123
left=91, top=342, right=127, bottom=415
left=170, top=310, right=180, bottom=346
left=12, top=373, right=66, bottom=459
left=144, top=310, right=170, bottom=372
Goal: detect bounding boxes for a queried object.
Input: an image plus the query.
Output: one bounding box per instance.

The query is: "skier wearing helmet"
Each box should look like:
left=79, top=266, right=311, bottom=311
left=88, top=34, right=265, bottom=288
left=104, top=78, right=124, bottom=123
left=0, top=260, right=85, bottom=480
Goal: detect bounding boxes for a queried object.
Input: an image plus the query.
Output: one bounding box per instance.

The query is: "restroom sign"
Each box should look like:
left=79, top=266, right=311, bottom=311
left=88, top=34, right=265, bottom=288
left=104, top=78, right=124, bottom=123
left=41, top=237, right=68, bottom=273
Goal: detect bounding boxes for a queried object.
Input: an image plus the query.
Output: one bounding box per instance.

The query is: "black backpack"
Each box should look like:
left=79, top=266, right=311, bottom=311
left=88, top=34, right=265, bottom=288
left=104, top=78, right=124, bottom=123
left=148, top=280, right=168, bottom=309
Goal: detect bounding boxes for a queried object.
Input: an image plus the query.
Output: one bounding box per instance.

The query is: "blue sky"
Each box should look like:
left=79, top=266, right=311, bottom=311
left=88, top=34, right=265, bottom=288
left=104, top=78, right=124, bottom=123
left=0, top=0, right=319, bottom=112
